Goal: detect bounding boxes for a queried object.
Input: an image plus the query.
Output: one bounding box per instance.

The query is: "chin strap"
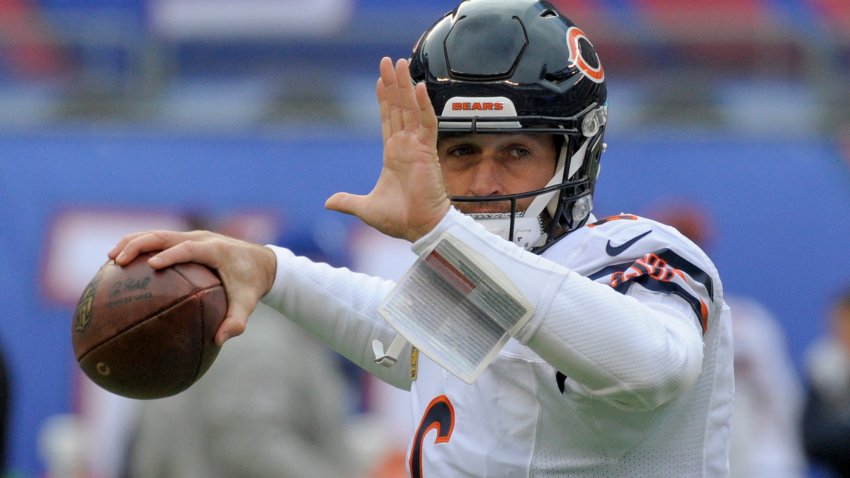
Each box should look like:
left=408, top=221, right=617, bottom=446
left=545, top=136, right=588, bottom=218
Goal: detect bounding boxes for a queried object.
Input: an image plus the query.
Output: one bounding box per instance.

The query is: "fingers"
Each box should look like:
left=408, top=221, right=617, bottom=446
left=325, top=191, right=357, bottom=216
left=377, top=77, right=391, bottom=143
left=108, top=230, right=155, bottom=260
left=110, top=230, right=195, bottom=266
left=416, top=82, right=438, bottom=146
left=214, top=245, right=278, bottom=345
left=378, top=57, right=404, bottom=137
left=146, top=239, right=221, bottom=270
left=108, top=229, right=278, bottom=347
left=394, top=59, right=420, bottom=133
left=377, top=57, right=432, bottom=139
left=109, top=229, right=224, bottom=275
left=214, top=289, right=256, bottom=345
left=216, top=306, right=250, bottom=345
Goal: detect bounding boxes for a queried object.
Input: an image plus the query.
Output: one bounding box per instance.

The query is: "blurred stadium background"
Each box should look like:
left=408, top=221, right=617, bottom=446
left=1, top=0, right=849, bottom=476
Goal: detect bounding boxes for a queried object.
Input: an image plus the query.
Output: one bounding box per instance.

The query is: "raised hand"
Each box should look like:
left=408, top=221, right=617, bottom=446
left=325, top=57, right=450, bottom=242
left=108, top=230, right=277, bottom=345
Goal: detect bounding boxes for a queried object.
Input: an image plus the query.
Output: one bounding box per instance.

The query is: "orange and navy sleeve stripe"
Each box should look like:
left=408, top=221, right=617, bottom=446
left=589, top=248, right=713, bottom=333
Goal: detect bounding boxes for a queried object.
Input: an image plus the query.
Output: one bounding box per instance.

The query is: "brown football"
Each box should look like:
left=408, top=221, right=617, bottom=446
left=71, top=254, right=227, bottom=399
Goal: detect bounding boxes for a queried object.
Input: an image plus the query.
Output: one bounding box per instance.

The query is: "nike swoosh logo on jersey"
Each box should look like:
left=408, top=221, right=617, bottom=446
left=605, top=230, right=652, bottom=256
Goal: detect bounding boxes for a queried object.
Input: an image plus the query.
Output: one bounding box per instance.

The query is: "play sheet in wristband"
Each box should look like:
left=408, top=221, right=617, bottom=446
left=379, top=234, right=534, bottom=383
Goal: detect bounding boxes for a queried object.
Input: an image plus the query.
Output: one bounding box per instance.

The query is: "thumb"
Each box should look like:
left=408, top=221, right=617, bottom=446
left=215, top=302, right=252, bottom=345
left=325, top=192, right=365, bottom=217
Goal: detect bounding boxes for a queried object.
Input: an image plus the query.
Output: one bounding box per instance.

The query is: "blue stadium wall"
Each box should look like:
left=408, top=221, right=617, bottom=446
left=0, top=128, right=849, bottom=476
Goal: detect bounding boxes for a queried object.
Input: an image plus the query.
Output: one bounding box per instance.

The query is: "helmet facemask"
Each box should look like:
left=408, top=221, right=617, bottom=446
left=444, top=106, right=607, bottom=251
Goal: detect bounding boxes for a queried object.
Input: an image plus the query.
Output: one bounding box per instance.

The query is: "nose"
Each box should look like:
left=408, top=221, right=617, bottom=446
left=467, top=157, right=502, bottom=197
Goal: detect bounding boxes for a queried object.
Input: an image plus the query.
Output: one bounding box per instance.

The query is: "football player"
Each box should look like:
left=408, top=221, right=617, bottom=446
left=109, top=0, right=734, bottom=476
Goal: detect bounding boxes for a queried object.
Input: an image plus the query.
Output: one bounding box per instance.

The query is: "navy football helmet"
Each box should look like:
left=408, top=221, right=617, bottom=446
left=409, top=0, right=608, bottom=252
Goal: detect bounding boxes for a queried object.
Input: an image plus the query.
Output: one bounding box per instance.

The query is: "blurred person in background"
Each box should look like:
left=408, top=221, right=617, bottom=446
left=124, top=224, right=359, bottom=478
left=125, top=303, right=358, bottom=478
left=725, top=295, right=805, bottom=478
left=648, top=201, right=805, bottom=478
left=0, top=0, right=67, bottom=78
left=801, top=286, right=850, bottom=477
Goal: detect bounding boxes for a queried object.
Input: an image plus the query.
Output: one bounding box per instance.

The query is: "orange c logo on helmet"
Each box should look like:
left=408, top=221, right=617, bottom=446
left=566, top=26, right=604, bottom=83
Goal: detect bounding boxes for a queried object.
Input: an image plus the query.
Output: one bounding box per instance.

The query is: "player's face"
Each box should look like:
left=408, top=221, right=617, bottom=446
left=437, top=134, right=558, bottom=214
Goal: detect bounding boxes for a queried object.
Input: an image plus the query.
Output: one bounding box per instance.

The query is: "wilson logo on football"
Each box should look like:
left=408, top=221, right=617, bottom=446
left=566, top=26, right=604, bottom=83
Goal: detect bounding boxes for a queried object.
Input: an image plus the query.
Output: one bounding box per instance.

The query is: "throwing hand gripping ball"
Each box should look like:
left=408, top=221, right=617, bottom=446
left=71, top=254, right=227, bottom=399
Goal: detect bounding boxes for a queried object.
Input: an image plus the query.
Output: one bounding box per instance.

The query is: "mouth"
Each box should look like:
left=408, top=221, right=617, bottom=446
left=452, top=202, right=516, bottom=215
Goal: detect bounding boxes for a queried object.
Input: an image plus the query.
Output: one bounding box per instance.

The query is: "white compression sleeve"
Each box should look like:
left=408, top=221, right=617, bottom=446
left=260, top=246, right=413, bottom=390
left=413, top=208, right=704, bottom=410
left=529, top=276, right=704, bottom=410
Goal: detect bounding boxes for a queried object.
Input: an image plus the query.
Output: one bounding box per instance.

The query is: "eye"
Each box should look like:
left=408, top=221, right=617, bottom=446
left=446, top=145, right=475, bottom=157
left=507, top=146, right=532, bottom=159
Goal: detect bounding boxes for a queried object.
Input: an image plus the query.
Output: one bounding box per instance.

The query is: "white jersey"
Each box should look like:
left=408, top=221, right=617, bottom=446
left=262, top=210, right=734, bottom=478
left=407, top=213, right=733, bottom=477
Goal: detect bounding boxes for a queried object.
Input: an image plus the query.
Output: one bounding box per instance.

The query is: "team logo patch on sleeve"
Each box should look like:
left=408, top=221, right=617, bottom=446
left=589, top=249, right=713, bottom=333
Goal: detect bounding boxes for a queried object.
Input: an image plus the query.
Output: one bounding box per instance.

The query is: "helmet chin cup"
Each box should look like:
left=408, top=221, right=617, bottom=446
left=469, top=213, right=546, bottom=250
